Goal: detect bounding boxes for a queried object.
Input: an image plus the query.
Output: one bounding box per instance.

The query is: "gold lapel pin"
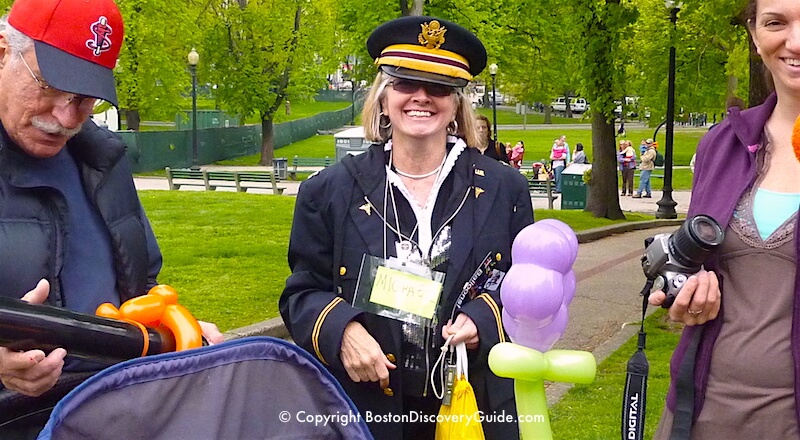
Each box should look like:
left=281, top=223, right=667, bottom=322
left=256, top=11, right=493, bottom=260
left=359, top=203, right=372, bottom=216
left=474, top=187, right=485, bottom=198
left=474, top=169, right=485, bottom=176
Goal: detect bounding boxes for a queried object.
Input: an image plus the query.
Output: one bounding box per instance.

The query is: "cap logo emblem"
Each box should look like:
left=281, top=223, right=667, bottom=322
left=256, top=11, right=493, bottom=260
left=86, top=16, right=114, bottom=57
left=418, top=20, right=446, bottom=50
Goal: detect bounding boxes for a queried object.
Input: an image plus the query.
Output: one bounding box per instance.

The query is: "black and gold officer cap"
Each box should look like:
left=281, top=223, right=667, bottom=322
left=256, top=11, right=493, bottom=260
left=367, top=16, right=487, bottom=88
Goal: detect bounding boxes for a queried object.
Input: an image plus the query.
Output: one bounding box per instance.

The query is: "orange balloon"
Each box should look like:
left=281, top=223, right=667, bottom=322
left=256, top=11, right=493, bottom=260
left=160, top=304, right=203, bottom=351
left=95, top=303, right=121, bottom=319
left=119, top=295, right=166, bottom=325
left=148, top=284, right=179, bottom=305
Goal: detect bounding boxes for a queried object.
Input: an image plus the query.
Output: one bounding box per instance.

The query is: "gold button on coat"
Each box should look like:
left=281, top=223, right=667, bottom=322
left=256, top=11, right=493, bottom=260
left=383, top=387, right=394, bottom=396
left=386, top=353, right=396, bottom=362
left=339, top=266, right=346, bottom=276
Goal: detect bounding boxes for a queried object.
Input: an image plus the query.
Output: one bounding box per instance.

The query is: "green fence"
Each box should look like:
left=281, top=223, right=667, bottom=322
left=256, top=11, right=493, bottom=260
left=120, top=104, right=360, bottom=173
left=175, top=110, right=241, bottom=130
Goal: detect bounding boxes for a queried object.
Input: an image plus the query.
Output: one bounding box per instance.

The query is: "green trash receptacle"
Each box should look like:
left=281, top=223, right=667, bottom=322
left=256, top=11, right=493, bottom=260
left=561, top=164, right=591, bottom=210
left=273, top=157, right=288, bottom=180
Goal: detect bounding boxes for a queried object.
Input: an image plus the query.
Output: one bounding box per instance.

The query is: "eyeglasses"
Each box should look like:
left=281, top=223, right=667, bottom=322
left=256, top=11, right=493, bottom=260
left=389, top=79, right=455, bottom=98
left=18, top=53, right=98, bottom=115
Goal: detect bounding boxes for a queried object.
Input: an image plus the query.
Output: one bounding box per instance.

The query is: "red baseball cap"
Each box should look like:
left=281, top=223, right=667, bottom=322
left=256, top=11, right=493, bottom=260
left=8, top=0, right=124, bottom=106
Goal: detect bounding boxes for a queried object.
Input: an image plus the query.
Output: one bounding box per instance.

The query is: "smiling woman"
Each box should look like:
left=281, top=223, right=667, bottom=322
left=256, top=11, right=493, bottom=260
left=280, top=15, right=535, bottom=440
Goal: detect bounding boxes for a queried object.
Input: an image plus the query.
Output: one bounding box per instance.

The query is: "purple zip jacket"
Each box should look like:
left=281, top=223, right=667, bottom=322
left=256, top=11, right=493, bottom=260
left=666, top=92, right=800, bottom=424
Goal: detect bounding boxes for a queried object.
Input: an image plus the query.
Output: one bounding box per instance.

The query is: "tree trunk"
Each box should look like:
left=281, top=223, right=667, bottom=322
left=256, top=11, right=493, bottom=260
left=585, top=110, right=625, bottom=219
left=260, top=117, right=275, bottom=166
left=126, top=109, right=140, bottom=131
left=544, top=106, right=552, bottom=124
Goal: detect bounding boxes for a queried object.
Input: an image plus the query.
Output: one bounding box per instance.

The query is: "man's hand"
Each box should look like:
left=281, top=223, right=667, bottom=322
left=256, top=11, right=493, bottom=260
left=198, top=321, right=224, bottom=345
left=442, top=313, right=479, bottom=350
left=0, top=279, right=66, bottom=397
left=340, top=321, right=395, bottom=389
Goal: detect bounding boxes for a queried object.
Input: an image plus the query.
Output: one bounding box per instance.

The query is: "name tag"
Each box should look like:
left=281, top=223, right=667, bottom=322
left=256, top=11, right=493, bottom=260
left=369, top=266, right=442, bottom=319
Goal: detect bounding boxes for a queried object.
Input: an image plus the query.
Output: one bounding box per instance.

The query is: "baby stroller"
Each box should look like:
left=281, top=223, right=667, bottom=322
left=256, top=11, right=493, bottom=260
left=34, top=337, right=373, bottom=440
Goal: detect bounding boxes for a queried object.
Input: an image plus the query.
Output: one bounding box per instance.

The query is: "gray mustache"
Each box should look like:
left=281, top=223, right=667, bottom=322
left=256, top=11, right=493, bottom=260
left=32, top=117, right=82, bottom=137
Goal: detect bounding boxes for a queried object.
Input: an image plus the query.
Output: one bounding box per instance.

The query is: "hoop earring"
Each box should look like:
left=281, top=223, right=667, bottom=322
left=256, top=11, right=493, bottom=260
left=447, top=119, right=458, bottom=135
left=379, top=112, right=392, bottom=129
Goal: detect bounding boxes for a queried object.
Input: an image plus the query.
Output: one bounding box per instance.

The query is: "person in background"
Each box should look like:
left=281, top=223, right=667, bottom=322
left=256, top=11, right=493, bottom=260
left=633, top=139, right=655, bottom=198
left=550, top=135, right=569, bottom=192
left=0, top=0, right=223, bottom=437
left=475, top=114, right=509, bottom=164
left=650, top=0, right=800, bottom=438
left=572, top=142, right=588, bottom=164
left=509, top=140, right=525, bottom=170
left=618, top=140, right=636, bottom=196
left=280, top=15, right=531, bottom=440
left=639, top=138, right=650, bottom=156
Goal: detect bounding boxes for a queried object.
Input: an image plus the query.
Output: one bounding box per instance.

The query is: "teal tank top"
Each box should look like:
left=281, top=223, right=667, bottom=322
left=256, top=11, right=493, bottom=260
left=753, top=188, right=800, bottom=240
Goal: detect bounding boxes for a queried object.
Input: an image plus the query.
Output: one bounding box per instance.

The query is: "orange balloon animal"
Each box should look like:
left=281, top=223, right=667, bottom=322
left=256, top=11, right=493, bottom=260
left=96, top=284, right=203, bottom=353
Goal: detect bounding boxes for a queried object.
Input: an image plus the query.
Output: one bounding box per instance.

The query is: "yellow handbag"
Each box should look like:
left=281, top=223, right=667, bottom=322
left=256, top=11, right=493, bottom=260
left=434, top=340, right=485, bottom=440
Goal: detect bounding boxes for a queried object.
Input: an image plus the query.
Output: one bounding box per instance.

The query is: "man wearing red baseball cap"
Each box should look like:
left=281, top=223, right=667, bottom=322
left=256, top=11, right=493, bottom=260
left=0, top=0, right=222, bottom=437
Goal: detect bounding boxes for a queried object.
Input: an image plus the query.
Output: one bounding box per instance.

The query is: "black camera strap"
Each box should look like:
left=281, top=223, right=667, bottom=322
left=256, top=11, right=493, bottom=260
left=621, top=279, right=652, bottom=440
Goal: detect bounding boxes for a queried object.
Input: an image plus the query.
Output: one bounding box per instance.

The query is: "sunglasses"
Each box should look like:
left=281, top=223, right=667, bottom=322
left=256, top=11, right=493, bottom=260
left=389, top=79, right=455, bottom=97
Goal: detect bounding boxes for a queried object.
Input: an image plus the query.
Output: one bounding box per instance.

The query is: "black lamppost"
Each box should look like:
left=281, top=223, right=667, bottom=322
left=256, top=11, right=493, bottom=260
left=489, top=63, right=498, bottom=142
left=188, top=48, right=200, bottom=170
left=656, top=1, right=682, bottom=219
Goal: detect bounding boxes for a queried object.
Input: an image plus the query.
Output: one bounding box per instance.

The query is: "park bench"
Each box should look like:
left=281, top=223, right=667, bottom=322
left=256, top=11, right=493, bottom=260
left=165, top=168, right=207, bottom=190
left=233, top=171, right=286, bottom=195
left=528, top=178, right=558, bottom=209
left=165, top=168, right=286, bottom=195
left=290, top=156, right=332, bottom=179
left=528, top=179, right=558, bottom=201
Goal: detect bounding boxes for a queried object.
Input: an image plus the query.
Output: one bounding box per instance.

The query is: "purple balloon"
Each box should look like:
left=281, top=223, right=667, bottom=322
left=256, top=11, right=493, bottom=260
left=502, top=309, right=517, bottom=339
left=563, top=270, right=576, bottom=305
left=511, top=223, right=574, bottom=273
left=509, top=305, right=569, bottom=351
left=501, top=264, right=564, bottom=327
left=536, top=219, right=579, bottom=266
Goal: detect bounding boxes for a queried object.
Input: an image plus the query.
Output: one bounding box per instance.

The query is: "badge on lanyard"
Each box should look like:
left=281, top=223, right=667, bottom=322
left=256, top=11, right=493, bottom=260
left=352, top=254, right=445, bottom=328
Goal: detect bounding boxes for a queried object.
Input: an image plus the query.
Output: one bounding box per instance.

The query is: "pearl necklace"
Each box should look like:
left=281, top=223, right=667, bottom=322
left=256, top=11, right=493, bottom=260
left=393, top=155, right=446, bottom=180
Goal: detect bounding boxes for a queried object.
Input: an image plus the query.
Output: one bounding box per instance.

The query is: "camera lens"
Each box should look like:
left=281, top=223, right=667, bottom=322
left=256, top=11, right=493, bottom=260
left=668, top=215, right=724, bottom=269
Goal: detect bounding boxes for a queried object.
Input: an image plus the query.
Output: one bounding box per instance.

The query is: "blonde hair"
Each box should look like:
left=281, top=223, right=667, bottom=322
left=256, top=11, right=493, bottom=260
left=361, top=71, right=481, bottom=147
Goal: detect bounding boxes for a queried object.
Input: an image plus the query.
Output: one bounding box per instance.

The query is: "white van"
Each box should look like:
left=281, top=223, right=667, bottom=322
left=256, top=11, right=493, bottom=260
left=550, top=97, right=588, bottom=114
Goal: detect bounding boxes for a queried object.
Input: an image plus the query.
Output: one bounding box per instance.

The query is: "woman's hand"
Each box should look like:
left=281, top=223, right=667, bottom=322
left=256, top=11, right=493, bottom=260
left=648, top=270, right=720, bottom=325
left=340, top=321, right=396, bottom=389
left=442, top=314, right=479, bottom=350
left=0, top=279, right=66, bottom=397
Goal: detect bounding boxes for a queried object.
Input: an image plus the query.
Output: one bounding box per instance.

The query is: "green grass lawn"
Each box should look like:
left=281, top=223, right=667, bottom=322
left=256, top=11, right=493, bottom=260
left=550, top=309, right=680, bottom=439
left=137, top=100, right=351, bottom=131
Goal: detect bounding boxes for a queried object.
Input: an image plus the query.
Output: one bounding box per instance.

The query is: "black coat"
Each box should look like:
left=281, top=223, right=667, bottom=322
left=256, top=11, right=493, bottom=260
left=280, top=142, right=532, bottom=439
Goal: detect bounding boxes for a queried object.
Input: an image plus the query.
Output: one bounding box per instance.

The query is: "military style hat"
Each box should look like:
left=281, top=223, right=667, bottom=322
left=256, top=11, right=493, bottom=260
left=367, top=16, right=487, bottom=88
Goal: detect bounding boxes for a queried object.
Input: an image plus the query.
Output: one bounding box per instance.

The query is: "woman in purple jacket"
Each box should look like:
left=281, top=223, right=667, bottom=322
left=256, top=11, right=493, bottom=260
left=649, top=0, right=800, bottom=438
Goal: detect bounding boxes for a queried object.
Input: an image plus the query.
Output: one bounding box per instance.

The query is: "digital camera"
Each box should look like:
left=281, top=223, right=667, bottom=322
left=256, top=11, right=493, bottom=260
left=641, top=215, right=724, bottom=308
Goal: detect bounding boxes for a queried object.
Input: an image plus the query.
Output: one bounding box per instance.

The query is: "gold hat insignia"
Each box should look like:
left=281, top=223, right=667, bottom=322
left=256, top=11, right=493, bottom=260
left=359, top=203, right=372, bottom=216
left=418, top=20, right=447, bottom=49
